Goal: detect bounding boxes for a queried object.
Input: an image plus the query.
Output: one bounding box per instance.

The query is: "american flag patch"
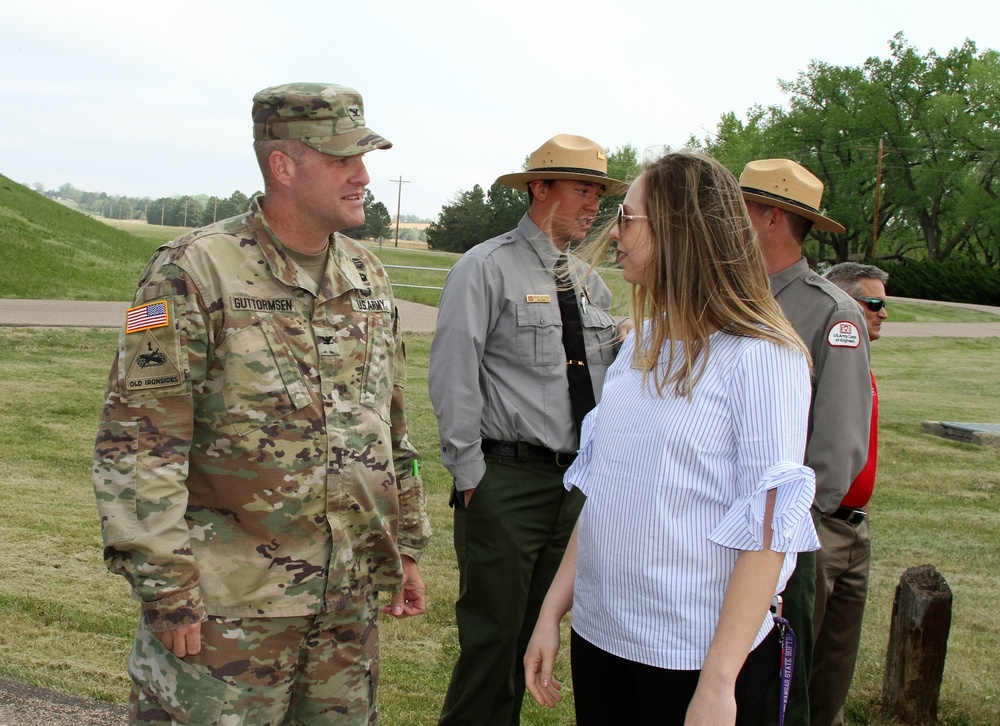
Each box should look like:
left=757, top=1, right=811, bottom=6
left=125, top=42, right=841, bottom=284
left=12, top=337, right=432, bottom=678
left=126, top=301, right=169, bottom=333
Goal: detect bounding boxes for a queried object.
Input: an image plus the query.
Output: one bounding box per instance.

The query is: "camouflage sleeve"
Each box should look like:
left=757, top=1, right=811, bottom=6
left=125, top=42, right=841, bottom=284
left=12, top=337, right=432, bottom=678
left=389, top=312, right=431, bottom=562
left=92, top=259, right=209, bottom=631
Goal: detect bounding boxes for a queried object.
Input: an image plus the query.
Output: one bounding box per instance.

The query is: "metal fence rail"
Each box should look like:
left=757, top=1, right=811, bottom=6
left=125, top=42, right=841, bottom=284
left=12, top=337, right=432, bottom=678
left=381, top=263, right=622, bottom=291
left=382, top=264, right=450, bottom=291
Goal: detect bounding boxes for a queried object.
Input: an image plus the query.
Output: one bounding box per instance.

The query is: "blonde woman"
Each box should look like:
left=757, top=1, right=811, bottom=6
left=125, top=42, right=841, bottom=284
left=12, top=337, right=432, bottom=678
left=524, top=152, right=820, bottom=726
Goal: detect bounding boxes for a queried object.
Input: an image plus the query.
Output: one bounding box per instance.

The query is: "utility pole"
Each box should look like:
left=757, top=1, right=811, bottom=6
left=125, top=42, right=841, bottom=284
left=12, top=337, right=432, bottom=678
left=872, top=138, right=884, bottom=259
left=389, top=176, right=410, bottom=247
left=861, top=138, right=894, bottom=260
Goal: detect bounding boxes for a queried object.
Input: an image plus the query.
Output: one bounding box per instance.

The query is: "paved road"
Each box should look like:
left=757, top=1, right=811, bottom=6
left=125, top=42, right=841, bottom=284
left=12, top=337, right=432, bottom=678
left=0, top=677, right=126, bottom=725
left=2, top=297, right=999, bottom=337
left=880, top=296, right=1000, bottom=338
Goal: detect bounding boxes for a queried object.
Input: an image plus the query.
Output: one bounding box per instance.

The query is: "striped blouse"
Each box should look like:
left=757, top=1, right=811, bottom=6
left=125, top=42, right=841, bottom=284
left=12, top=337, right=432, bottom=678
left=566, top=326, right=819, bottom=670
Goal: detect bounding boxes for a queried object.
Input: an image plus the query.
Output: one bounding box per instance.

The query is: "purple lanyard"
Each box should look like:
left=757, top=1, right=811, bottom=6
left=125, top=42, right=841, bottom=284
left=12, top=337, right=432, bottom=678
left=773, top=615, right=796, bottom=726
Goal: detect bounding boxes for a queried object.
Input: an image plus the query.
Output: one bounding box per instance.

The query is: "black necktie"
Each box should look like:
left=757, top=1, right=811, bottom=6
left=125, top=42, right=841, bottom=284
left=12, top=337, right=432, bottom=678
left=554, top=255, right=596, bottom=439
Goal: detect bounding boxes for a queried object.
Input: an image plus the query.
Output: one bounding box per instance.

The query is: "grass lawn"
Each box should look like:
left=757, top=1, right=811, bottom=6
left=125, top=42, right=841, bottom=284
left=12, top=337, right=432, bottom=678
left=0, top=327, right=997, bottom=724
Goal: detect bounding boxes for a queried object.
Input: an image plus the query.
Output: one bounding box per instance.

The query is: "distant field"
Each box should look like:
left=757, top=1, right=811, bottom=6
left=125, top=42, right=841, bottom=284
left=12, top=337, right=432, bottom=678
left=100, top=219, right=180, bottom=244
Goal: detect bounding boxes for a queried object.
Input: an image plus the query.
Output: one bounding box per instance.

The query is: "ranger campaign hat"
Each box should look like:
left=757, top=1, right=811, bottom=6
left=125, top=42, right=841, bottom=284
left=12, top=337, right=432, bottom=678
left=252, top=82, right=392, bottom=157
left=739, top=158, right=845, bottom=233
left=495, top=134, right=630, bottom=195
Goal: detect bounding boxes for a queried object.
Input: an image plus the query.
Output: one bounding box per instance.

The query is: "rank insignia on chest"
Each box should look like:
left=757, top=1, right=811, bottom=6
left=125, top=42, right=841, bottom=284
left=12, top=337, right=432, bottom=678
left=351, top=256, right=374, bottom=297
left=525, top=294, right=551, bottom=303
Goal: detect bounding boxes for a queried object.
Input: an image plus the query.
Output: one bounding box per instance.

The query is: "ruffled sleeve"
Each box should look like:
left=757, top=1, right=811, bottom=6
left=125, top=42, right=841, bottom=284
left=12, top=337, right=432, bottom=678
left=563, top=406, right=598, bottom=495
left=708, top=461, right=820, bottom=553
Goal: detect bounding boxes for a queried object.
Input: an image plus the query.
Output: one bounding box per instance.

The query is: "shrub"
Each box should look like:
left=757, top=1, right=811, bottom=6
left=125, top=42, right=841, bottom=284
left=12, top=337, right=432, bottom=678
left=880, top=258, right=1000, bottom=305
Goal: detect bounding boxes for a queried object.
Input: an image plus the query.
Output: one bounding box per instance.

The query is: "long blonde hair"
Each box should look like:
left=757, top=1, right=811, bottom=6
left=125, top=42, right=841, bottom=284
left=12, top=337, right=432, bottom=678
left=584, top=152, right=809, bottom=397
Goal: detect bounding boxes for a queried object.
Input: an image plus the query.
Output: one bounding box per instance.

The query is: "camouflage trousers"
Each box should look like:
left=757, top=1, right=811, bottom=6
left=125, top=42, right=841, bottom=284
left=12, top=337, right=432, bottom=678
left=128, top=591, right=379, bottom=725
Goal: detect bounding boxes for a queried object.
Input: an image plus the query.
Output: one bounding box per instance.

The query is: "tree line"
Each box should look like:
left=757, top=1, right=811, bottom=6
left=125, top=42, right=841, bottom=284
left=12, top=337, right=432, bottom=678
left=38, top=183, right=414, bottom=242
left=693, top=33, right=1000, bottom=268
left=43, top=183, right=256, bottom=228
left=426, top=34, right=1000, bottom=271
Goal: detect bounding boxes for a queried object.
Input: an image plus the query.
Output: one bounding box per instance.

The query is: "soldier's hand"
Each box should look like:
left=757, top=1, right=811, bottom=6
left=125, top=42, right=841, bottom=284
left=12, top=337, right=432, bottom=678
left=156, top=622, right=202, bottom=658
left=381, top=556, right=426, bottom=618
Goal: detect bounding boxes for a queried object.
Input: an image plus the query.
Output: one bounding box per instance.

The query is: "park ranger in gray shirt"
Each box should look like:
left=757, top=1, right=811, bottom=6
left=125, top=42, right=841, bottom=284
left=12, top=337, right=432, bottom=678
left=740, top=159, right=872, bottom=726
left=430, top=134, right=627, bottom=725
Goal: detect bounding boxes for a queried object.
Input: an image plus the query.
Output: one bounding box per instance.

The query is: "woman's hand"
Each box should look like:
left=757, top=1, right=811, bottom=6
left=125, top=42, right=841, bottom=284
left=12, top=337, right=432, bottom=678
left=523, top=617, right=564, bottom=708
left=684, top=678, right=737, bottom=726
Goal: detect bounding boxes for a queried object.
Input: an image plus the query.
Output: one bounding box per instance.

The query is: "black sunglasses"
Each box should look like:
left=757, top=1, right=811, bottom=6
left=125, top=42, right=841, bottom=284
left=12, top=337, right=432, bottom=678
left=852, top=296, right=887, bottom=313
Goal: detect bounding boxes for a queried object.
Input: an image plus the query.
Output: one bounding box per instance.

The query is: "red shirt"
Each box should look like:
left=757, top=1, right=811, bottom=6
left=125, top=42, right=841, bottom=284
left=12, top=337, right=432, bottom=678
left=841, top=370, right=878, bottom=509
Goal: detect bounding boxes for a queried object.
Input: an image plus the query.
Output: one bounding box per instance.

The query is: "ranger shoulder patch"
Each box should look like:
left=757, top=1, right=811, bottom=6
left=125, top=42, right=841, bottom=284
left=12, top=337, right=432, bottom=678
left=827, top=320, right=861, bottom=348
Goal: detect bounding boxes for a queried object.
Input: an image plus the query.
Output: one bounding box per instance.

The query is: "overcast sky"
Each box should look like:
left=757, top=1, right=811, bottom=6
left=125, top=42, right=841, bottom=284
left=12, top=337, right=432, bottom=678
left=2, top=0, right=996, bottom=220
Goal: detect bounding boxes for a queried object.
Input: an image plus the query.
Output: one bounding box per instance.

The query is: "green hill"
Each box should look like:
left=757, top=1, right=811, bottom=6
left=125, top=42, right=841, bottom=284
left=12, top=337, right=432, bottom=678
left=0, top=174, right=162, bottom=301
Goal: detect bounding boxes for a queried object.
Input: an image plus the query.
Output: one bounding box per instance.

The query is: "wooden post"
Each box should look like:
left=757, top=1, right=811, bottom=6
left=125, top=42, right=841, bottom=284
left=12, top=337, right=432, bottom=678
left=883, top=564, right=952, bottom=724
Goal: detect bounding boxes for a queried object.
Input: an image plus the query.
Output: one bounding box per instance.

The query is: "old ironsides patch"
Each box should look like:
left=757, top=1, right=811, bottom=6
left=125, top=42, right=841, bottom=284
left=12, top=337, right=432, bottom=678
left=126, top=330, right=182, bottom=391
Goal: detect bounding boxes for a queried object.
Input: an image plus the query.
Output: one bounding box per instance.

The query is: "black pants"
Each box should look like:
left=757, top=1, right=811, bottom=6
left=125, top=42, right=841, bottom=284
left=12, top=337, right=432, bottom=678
left=762, top=550, right=816, bottom=726
left=571, top=625, right=780, bottom=726
left=439, top=457, right=584, bottom=725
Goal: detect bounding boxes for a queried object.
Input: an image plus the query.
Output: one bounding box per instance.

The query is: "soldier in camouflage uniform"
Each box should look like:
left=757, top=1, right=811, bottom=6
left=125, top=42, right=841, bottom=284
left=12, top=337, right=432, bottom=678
left=92, top=82, right=431, bottom=725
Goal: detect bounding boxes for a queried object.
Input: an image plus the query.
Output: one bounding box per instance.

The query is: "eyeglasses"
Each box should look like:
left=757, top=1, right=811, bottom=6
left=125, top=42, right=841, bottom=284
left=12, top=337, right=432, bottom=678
left=852, top=296, right=887, bottom=313
left=617, top=203, right=648, bottom=236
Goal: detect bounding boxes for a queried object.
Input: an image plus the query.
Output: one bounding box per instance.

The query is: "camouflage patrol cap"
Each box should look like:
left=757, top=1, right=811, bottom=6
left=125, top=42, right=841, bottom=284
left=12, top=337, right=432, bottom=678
left=252, top=82, right=392, bottom=157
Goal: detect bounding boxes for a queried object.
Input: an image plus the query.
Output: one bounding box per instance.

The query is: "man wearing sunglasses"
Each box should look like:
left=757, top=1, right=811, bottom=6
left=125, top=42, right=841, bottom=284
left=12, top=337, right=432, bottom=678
left=809, top=262, right=888, bottom=726
left=739, top=159, right=873, bottom=726
left=430, top=134, right=628, bottom=725
left=826, top=262, right=889, bottom=341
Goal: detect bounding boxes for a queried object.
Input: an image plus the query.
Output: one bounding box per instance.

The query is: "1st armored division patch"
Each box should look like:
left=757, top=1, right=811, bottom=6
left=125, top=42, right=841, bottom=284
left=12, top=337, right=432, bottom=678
left=125, top=330, right=182, bottom=391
